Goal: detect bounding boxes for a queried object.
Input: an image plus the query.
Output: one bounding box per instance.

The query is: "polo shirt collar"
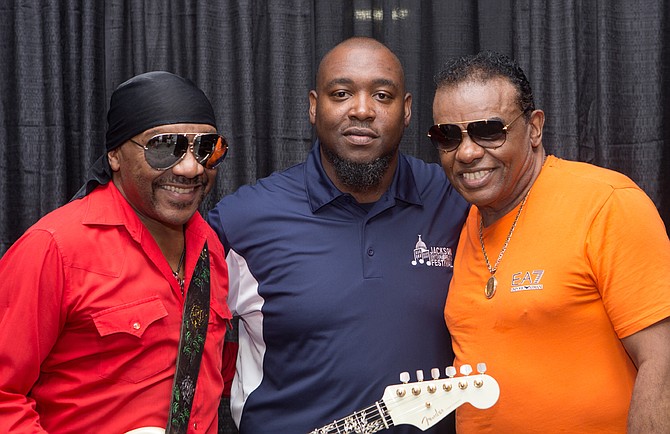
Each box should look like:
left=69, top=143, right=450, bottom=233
left=304, top=140, right=422, bottom=213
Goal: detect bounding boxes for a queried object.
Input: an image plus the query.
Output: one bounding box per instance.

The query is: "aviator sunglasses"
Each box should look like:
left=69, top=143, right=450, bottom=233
left=427, top=110, right=529, bottom=153
left=130, top=132, right=229, bottom=170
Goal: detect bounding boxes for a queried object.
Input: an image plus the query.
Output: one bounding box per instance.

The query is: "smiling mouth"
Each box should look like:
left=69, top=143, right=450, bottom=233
left=162, top=185, right=199, bottom=194
left=462, top=170, right=491, bottom=181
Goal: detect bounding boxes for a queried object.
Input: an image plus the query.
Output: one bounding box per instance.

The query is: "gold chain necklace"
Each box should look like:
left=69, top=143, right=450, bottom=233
left=479, top=189, right=530, bottom=299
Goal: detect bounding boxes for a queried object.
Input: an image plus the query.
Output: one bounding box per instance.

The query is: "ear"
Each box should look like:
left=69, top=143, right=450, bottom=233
left=528, top=109, right=545, bottom=149
left=403, top=92, right=412, bottom=127
left=108, top=148, right=121, bottom=172
left=308, top=90, right=318, bottom=125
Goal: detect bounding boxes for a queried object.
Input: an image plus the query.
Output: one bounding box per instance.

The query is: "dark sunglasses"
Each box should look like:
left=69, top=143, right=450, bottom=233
left=130, top=133, right=228, bottom=170
left=427, top=110, right=528, bottom=153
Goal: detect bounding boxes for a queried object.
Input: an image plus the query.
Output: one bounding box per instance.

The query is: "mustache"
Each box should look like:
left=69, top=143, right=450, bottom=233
left=158, top=174, right=209, bottom=187
left=345, top=120, right=374, bottom=130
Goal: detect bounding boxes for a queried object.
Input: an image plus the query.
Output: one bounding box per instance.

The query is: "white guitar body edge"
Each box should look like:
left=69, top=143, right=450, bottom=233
left=124, top=427, right=165, bottom=434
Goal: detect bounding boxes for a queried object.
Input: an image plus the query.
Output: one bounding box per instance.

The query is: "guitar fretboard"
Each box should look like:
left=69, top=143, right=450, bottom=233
left=308, top=400, right=394, bottom=434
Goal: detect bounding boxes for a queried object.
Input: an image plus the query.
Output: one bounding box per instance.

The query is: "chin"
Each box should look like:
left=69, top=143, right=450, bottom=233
left=458, top=190, right=488, bottom=208
left=159, top=207, right=198, bottom=227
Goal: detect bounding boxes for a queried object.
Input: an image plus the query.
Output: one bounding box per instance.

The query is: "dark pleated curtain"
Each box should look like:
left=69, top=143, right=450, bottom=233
left=0, top=1, right=107, bottom=254
left=2, top=0, right=669, bottom=255
left=1, top=0, right=669, bottom=432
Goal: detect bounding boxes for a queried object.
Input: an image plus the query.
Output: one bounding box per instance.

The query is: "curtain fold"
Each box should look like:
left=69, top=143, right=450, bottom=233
left=1, top=3, right=669, bottom=433
left=2, top=0, right=668, bottom=255
left=0, top=1, right=106, bottom=253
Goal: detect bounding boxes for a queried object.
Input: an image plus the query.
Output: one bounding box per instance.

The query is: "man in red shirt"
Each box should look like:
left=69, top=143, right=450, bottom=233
left=0, top=71, right=232, bottom=433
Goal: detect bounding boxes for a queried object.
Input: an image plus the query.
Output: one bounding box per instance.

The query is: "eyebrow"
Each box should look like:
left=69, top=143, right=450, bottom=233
left=324, top=77, right=399, bottom=90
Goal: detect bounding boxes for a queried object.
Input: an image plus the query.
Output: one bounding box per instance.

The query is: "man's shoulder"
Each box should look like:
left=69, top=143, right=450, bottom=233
left=401, top=153, right=446, bottom=175
left=550, top=157, right=638, bottom=190
left=7, top=197, right=101, bottom=263
left=208, top=162, right=309, bottom=236
left=400, top=154, right=450, bottom=188
left=28, top=196, right=88, bottom=235
left=398, top=153, right=466, bottom=209
left=219, top=162, right=307, bottom=206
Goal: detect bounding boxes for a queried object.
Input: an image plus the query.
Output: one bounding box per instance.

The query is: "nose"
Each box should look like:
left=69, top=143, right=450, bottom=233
left=453, top=131, right=485, bottom=164
left=349, top=94, right=375, bottom=121
left=171, top=144, right=205, bottom=177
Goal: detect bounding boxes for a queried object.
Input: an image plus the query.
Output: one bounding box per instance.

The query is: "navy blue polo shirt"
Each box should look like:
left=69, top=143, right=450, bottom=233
left=208, top=141, right=468, bottom=434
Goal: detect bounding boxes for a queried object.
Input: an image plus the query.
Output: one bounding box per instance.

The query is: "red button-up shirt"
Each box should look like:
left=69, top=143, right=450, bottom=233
left=0, top=182, right=231, bottom=433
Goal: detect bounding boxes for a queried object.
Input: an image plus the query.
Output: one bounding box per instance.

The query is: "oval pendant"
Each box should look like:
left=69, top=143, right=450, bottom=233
left=485, top=275, right=497, bottom=299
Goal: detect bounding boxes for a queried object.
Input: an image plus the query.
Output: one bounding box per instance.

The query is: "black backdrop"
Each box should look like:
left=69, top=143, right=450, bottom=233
left=1, top=1, right=669, bottom=431
left=1, top=0, right=669, bottom=256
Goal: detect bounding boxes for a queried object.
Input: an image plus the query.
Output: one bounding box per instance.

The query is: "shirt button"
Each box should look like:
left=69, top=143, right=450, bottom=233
left=193, top=422, right=198, bottom=430
left=132, top=322, right=141, bottom=330
left=367, top=248, right=374, bottom=256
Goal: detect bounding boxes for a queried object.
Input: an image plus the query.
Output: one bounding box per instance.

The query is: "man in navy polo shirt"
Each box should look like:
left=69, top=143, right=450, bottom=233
left=209, top=37, right=468, bottom=433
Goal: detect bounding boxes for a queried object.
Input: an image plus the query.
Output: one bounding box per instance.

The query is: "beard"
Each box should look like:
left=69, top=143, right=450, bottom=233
left=322, top=145, right=394, bottom=193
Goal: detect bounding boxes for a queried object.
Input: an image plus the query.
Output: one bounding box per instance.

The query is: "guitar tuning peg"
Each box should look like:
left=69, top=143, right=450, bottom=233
left=445, top=366, right=456, bottom=378
left=476, top=362, right=487, bottom=374
left=399, top=371, right=410, bottom=384
left=460, top=364, right=473, bottom=376
left=416, top=369, right=424, bottom=382
left=431, top=367, right=440, bottom=380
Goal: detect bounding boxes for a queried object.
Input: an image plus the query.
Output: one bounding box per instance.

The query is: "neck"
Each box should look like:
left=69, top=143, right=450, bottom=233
left=349, top=185, right=387, bottom=204
left=139, top=216, right=186, bottom=272
left=480, top=151, right=546, bottom=227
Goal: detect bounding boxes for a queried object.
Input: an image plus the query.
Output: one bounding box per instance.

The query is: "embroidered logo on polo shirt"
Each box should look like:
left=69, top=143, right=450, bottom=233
left=510, top=270, right=545, bottom=292
left=410, top=235, right=453, bottom=268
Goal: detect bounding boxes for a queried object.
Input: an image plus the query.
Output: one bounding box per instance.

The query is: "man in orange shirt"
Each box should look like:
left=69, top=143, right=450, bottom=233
left=429, top=51, right=670, bottom=433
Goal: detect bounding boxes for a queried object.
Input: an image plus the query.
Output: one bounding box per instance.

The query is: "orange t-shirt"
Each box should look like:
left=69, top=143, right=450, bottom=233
left=445, top=155, right=670, bottom=433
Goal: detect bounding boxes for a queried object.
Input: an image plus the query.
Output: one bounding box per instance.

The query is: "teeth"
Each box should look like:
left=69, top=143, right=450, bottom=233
left=163, top=185, right=194, bottom=194
left=462, top=170, right=489, bottom=181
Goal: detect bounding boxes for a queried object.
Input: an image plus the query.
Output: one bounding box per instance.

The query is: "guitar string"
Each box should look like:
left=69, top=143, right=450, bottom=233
left=329, top=402, right=389, bottom=431
left=329, top=395, right=445, bottom=430
left=327, top=382, right=466, bottom=433
left=327, top=401, right=398, bottom=432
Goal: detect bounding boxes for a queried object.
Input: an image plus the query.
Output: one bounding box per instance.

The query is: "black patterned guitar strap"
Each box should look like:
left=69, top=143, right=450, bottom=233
left=166, top=242, right=211, bottom=434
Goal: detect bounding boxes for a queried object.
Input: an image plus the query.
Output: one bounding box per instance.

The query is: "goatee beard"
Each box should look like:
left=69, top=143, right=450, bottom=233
left=322, top=146, right=393, bottom=193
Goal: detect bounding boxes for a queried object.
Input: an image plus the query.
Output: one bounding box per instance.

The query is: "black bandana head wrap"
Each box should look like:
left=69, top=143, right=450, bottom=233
left=72, top=71, right=217, bottom=199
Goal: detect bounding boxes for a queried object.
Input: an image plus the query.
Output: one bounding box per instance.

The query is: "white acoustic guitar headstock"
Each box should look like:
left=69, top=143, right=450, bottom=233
left=382, top=362, right=500, bottom=431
